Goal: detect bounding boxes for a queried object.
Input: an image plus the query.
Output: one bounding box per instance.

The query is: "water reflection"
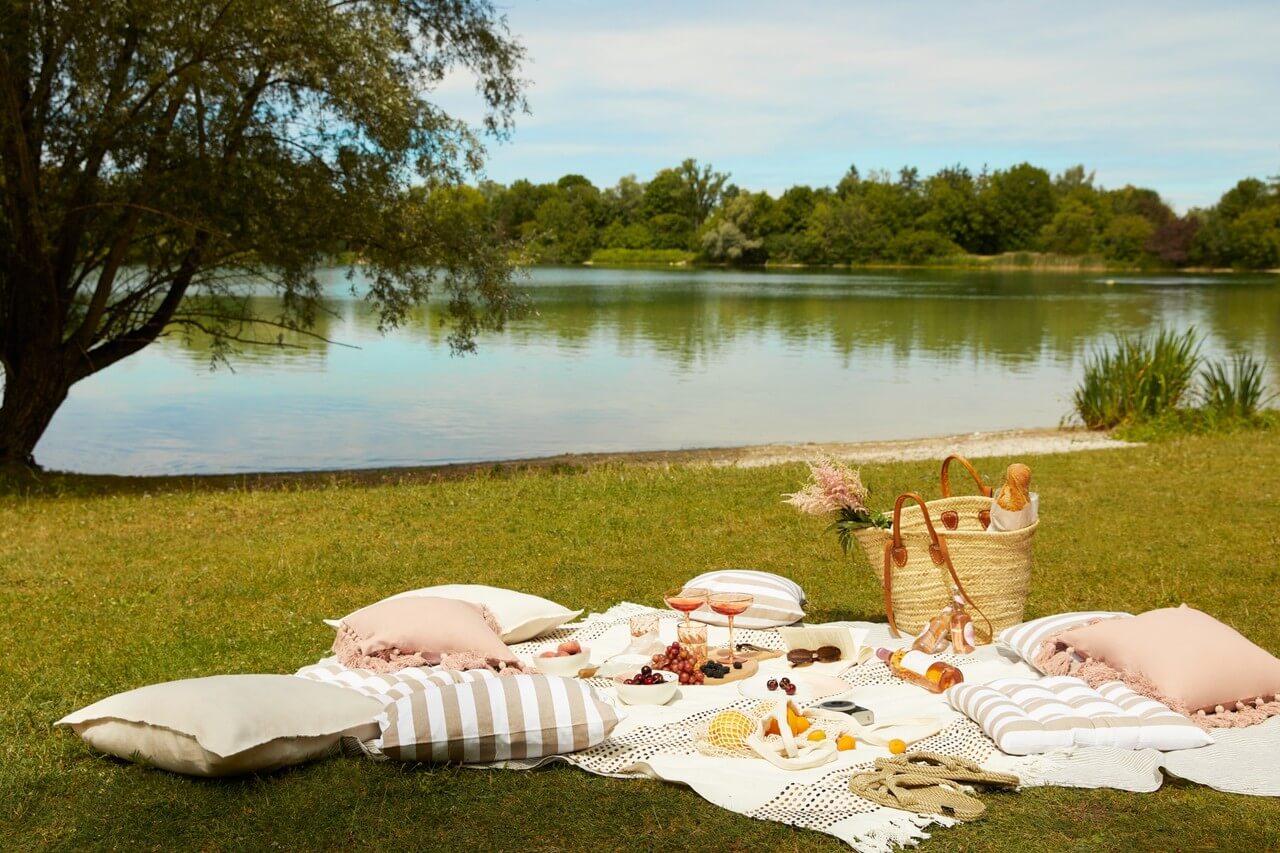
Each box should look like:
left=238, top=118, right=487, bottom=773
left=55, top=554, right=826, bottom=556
left=36, top=267, right=1280, bottom=474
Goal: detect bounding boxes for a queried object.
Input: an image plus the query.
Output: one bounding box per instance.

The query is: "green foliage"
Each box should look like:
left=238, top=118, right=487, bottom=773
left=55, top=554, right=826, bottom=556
left=1074, top=328, right=1202, bottom=429
left=588, top=248, right=694, bottom=265
left=885, top=230, right=962, bottom=264
left=1074, top=329, right=1278, bottom=435
left=1201, top=353, right=1273, bottom=417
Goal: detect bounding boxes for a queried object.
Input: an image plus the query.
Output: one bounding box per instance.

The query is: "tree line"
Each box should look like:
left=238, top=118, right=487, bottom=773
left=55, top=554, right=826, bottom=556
left=463, top=160, right=1280, bottom=269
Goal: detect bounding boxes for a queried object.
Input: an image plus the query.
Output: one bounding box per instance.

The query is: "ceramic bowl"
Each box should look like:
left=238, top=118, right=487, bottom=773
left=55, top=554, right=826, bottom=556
left=613, top=670, right=679, bottom=705
left=598, top=654, right=654, bottom=678
left=533, top=647, right=591, bottom=677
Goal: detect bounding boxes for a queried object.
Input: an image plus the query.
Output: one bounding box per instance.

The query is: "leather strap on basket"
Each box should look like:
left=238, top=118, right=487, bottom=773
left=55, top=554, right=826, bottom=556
left=939, top=454, right=992, bottom=531
left=882, top=492, right=995, bottom=643
left=940, top=454, right=992, bottom=498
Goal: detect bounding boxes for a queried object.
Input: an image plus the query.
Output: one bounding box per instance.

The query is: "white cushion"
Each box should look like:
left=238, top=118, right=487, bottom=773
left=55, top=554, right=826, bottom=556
left=998, top=611, right=1131, bottom=671
left=56, top=675, right=383, bottom=777
left=948, top=676, right=1212, bottom=755
left=374, top=674, right=621, bottom=762
left=685, top=569, right=806, bottom=629
left=325, top=584, right=582, bottom=644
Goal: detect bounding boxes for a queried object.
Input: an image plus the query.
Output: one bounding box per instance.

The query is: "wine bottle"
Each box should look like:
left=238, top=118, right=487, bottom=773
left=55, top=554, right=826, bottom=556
left=949, top=594, right=976, bottom=655
left=876, top=647, right=964, bottom=693
left=911, top=604, right=953, bottom=654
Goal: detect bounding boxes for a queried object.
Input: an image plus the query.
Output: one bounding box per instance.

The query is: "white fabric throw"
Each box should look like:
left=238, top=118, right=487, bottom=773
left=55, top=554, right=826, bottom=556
left=297, top=603, right=1280, bottom=852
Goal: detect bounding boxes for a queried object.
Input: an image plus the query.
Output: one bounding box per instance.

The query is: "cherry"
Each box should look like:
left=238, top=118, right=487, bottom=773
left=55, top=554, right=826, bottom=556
left=766, top=679, right=778, bottom=691
left=640, top=665, right=652, bottom=676
left=783, top=683, right=797, bottom=696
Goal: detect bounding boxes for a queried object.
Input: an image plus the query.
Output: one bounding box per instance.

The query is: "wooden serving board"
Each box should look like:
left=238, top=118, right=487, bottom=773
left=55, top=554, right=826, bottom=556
left=699, top=648, right=784, bottom=686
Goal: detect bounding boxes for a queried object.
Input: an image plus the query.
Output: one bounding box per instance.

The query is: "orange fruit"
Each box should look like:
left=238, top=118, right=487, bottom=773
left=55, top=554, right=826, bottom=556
left=806, top=730, right=826, bottom=742
left=888, top=738, right=907, bottom=754
left=763, top=718, right=780, bottom=737
left=836, top=734, right=856, bottom=751
left=786, top=703, right=810, bottom=736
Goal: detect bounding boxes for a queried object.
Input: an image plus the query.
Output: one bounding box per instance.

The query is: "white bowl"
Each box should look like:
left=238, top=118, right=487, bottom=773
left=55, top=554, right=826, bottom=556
left=613, top=670, right=679, bottom=705
left=533, top=647, right=591, bottom=677
left=598, top=654, right=654, bottom=678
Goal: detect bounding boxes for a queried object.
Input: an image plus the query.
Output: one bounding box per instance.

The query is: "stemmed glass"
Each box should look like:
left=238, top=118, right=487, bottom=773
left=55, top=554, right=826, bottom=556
left=663, top=587, right=709, bottom=627
left=708, top=592, right=754, bottom=665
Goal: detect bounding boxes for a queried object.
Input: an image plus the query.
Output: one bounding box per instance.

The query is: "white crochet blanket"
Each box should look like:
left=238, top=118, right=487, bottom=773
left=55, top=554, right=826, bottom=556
left=299, top=603, right=1280, bottom=853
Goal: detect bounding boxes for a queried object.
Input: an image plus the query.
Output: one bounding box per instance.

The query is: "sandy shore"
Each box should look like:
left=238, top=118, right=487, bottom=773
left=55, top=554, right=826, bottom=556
left=20, top=427, right=1130, bottom=495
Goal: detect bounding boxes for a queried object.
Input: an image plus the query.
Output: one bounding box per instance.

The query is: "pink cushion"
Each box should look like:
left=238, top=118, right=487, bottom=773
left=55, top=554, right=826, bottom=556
left=337, top=596, right=518, bottom=668
left=1057, top=605, right=1280, bottom=713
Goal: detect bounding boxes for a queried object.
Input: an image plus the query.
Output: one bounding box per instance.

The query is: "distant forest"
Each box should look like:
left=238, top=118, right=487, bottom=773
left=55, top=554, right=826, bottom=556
left=440, top=162, right=1280, bottom=270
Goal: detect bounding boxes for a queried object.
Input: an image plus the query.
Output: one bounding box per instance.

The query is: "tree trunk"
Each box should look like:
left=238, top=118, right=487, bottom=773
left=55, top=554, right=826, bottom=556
left=0, top=359, right=71, bottom=470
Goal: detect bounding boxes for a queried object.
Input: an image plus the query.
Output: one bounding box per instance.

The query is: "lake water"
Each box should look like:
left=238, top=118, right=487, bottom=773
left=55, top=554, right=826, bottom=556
left=34, top=267, right=1280, bottom=475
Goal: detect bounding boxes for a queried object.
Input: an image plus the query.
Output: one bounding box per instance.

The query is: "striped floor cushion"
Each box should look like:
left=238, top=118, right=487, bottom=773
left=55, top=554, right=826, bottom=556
left=998, top=611, right=1131, bottom=671
left=948, top=676, right=1212, bottom=755
left=375, top=674, right=621, bottom=763
left=686, top=569, right=806, bottom=629
left=295, top=658, right=499, bottom=703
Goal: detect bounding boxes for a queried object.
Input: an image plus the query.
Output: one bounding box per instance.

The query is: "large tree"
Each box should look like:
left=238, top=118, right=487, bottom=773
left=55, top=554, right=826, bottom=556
left=0, top=0, right=527, bottom=469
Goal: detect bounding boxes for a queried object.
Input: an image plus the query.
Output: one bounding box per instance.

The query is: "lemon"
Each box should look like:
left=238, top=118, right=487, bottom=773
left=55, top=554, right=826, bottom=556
left=706, top=710, right=755, bottom=750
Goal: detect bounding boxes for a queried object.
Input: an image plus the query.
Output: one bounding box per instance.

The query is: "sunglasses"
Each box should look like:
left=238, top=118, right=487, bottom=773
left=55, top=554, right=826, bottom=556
left=786, top=645, right=842, bottom=667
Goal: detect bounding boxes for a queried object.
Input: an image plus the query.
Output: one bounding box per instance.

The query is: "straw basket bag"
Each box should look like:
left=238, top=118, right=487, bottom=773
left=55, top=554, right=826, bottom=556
left=851, top=455, right=1037, bottom=639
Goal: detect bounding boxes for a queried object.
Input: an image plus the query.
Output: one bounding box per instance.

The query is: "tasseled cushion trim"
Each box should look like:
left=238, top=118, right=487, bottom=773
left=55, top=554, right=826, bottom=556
left=1033, top=623, right=1280, bottom=730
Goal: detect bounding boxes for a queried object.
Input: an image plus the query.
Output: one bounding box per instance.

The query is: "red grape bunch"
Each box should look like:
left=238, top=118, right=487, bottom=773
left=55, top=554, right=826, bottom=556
left=652, top=642, right=706, bottom=685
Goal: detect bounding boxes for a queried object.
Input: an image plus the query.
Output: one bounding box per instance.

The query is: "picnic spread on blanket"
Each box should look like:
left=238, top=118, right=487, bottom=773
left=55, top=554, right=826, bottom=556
left=55, top=455, right=1280, bottom=852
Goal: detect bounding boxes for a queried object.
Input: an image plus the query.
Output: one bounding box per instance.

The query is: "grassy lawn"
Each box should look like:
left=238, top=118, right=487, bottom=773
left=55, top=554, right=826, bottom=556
left=2, top=432, right=1279, bottom=851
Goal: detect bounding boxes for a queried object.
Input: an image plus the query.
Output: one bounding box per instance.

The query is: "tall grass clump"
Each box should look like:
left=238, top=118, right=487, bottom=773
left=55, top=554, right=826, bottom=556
left=1201, top=352, right=1273, bottom=418
left=1074, top=328, right=1201, bottom=429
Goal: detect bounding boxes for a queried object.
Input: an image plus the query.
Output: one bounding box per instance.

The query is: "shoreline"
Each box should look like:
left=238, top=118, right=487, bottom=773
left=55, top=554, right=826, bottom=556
left=10, top=427, right=1130, bottom=495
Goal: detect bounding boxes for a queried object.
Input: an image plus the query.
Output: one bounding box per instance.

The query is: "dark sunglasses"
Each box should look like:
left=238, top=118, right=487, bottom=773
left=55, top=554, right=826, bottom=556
left=786, top=645, right=842, bottom=667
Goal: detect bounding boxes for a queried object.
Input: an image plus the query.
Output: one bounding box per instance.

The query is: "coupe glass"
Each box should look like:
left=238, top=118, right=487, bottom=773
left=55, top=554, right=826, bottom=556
left=663, top=587, right=708, bottom=627
left=707, top=592, right=753, bottom=664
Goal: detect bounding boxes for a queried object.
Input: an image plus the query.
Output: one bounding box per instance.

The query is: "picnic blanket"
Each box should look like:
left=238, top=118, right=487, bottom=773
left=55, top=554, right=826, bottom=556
left=298, top=603, right=1280, bottom=853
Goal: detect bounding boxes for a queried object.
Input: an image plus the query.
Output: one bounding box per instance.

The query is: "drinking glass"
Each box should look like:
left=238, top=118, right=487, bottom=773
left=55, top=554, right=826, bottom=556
left=707, top=592, right=753, bottom=665
left=676, top=620, right=708, bottom=663
left=663, top=587, right=708, bottom=628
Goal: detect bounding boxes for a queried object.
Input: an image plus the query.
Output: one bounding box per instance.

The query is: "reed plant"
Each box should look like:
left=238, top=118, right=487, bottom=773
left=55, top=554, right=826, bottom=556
left=1073, top=328, right=1201, bottom=429
left=1201, top=352, right=1273, bottom=418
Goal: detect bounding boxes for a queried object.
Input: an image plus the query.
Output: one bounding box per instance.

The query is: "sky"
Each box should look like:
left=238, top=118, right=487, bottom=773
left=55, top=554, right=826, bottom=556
left=433, top=0, right=1280, bottom=212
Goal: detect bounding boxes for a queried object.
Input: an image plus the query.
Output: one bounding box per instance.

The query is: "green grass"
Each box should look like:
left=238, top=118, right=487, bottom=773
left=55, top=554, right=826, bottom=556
left=3, top=433, right=1280, bottom=851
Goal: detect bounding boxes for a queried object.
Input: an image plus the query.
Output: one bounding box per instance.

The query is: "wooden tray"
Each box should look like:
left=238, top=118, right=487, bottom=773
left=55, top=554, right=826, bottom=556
left=700, top=648, right=783, bottom=686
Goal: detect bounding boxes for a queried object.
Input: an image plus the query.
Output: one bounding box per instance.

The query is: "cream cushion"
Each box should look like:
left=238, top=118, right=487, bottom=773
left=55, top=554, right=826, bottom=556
left=56, top=675, right=382, bottom=777
left=326, top=584, right=582, bottom=644
left=685, top=569, right=806, bottom=629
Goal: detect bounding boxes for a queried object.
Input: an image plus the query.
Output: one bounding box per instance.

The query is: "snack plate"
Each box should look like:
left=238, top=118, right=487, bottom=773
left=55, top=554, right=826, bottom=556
left=737, top=671, right=852, bottom=702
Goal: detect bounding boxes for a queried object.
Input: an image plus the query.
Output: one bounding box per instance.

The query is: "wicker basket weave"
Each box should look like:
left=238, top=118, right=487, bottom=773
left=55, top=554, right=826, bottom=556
left=853, top=456, right=1036, bottom=638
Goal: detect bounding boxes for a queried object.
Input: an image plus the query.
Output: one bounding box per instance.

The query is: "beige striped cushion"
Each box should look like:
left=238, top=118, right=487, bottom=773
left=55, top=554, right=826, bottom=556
left=295, top=658, right=499, bottom=702
left=948, top=676, right=1212, bottom=755
left=686, top=569, right=805, bottom=629
left=998, top=611, right=1131, bottom=671
left=375, top=675, right=620, bottom=763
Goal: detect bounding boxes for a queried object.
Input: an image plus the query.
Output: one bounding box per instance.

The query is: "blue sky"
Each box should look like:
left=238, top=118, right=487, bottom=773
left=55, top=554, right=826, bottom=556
left=435, top=0, right=1280, bottom=211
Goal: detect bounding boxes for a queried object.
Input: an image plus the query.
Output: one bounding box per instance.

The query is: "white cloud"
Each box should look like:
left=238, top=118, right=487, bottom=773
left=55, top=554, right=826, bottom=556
left=434, top=1, right=1280, bottom=209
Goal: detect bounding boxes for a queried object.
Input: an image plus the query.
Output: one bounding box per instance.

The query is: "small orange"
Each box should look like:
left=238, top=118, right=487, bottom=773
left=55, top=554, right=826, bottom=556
left=888, top=738, right=907, bottom=755
left=763, top=718, right=780, bottom=737
left=806, top=730, right=826, bottom=742
left=786, top=703, right=811, bottom=736
left=836, top=734, right=856, bottom=751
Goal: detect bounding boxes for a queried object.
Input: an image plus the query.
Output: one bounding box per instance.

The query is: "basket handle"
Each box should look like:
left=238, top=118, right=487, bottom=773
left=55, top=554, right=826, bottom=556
left=940, top=454, right=992, bottom=498
left=881, top=492, right=995, bottom=643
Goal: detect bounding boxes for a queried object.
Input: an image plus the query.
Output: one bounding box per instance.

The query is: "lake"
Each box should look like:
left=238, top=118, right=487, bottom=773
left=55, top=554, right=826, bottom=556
left=34, top=267, right=1280, bottom=475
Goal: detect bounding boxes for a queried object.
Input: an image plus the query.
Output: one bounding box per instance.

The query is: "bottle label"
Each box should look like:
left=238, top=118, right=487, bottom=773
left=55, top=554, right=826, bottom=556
left=899, top=650, right=934, bottom=677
